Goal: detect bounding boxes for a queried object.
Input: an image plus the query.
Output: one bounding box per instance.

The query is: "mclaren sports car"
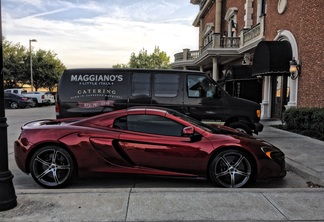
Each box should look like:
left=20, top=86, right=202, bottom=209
left=14, top=107, right=286, bottom=188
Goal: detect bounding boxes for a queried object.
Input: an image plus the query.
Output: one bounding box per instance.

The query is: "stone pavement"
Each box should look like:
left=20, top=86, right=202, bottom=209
left=1, top=121, right=324, bottom=221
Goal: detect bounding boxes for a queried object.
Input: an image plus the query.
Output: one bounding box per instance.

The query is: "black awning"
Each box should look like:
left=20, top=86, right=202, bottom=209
left=252, top=41, right=292, bottom=76
left=226, top=65, right=254, bottom=81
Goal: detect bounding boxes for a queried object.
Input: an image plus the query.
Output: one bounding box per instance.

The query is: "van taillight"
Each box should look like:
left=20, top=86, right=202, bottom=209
left=42, top=95, right=45, bottom=99
left=55, top=103, right=60, bottom=115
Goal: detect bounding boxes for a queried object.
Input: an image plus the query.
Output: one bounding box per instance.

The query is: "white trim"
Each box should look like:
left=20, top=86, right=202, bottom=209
left=274, top=30, right=299, bottom=109
left=225, top=7, right=238, bottom=21
left=260, top=30, right=298, bottom=119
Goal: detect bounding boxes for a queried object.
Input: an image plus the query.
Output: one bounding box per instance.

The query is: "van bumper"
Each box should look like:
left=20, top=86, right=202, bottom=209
left=254, top=122, right=264, bottom=134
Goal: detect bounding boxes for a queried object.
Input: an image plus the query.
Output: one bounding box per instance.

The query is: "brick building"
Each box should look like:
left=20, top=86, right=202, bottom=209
left=171, top=0, right=323, bottom=119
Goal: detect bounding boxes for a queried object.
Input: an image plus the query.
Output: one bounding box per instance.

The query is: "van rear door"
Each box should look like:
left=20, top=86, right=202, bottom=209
left=57, top=69, right=129, bottom=118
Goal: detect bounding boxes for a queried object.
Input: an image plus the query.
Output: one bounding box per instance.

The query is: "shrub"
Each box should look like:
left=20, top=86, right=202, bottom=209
left=282, top=108, right=324, bottom=141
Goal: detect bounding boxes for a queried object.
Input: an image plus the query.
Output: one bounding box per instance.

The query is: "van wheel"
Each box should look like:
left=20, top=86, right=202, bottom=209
left=229, top=122, right=252, bottom=135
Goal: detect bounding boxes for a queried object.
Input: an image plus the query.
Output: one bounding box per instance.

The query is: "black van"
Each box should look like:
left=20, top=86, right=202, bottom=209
left=56, top=68, right=263, bottom=134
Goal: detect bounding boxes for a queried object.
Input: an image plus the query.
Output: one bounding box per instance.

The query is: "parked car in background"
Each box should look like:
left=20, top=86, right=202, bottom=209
left=14, top=106, right=286, bottom=188
left=4, top=88, right=52, bottom=106
left=4, top=92, right=35, bottom=109
left=24, top=91, right=51, bottom=106
left=45, top=92, right=55, bottom=105
left=4, top=88, right=28, bottom=94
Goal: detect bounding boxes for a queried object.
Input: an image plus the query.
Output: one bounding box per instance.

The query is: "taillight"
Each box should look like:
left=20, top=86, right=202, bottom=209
left=22, top=97, right=28, bottom=101
left=55, top=103, right=60, bottom=115
left=42, top=95, right=45, bottom=99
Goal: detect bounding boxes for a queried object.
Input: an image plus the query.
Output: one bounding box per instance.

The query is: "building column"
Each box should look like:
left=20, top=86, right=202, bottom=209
left=215, top=0, right=222, bottom=33
left=212, top=58, right=219, bottom=80
left=261, top=76, right=271, bottom=119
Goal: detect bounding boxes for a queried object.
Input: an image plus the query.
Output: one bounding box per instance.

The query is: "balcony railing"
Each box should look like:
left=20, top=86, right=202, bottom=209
left=174, top=50, right=200, bottom=61
left=221, top=37, right=240, bottom=48
left=242, top=23, right=261, bottom=44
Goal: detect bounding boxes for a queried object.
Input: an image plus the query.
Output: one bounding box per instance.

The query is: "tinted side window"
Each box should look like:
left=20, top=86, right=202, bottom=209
left=132, top=73, right=151, bottom=96
left=154, top=74, right=179, bottom=97
left=187, top=75, right=215, bottom=98
left=127, top=114, right=184, bottom=137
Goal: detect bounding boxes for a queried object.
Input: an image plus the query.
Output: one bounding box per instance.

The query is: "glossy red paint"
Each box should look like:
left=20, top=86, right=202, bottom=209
left=14, top=107, right=286, bottom=188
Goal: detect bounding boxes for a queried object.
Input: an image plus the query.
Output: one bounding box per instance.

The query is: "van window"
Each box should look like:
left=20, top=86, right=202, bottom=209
left=132, top=73, right=150, bottom=96
left=154, top=73, right=179, bottom=97
left=187, top=75, right=215, bottom=98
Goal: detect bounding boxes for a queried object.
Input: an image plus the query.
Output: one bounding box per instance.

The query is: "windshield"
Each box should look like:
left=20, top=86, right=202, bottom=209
left=167, top=109, right=218, bottom=133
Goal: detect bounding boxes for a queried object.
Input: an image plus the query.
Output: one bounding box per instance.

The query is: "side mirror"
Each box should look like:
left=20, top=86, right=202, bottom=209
left=182, top=126, right=195, bottom=136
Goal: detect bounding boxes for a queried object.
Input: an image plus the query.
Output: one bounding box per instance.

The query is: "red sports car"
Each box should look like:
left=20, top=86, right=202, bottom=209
left=14, top=107, right=286, bottom=188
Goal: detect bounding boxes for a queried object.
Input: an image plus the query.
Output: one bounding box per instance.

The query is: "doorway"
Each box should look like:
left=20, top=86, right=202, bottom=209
left=271, top=75, right=289, bottom=119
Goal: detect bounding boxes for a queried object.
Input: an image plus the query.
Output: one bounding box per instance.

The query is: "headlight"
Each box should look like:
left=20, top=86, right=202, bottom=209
left=256, top=109, right=261, bottom=118
left=261, top=147, right=280, bottom=159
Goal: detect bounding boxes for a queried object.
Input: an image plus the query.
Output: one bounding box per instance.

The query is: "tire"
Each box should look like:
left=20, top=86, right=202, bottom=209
left=229, top=122, right=252, bottom=135
left=209, top=149, right=254, bottom=188
left=29, top=146, right=75, bottom=188
left=10, top=101, right=19, bottom=109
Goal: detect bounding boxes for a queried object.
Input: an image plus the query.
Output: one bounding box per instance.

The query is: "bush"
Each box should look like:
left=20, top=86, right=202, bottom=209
left=282, top=108, right=324, bottom=141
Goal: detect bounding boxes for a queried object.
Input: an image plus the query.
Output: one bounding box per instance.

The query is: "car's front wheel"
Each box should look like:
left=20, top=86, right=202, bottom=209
left=209, top=149, right=254, bottom=188
left=29, top=146, right=75, bottom=188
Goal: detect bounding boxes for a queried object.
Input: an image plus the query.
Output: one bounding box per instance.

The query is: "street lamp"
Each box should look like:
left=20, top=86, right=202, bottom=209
left=0, top=3, right=17, bottom=211
left=29, top=39, right=37, bottom=92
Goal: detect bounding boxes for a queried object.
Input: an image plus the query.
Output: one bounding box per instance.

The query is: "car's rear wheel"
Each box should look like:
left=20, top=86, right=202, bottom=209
left=209, top=149, right=254, bottom=188
left=10, top=101, right=19, bottom=109
left=30, top=146, right=75, bottom=188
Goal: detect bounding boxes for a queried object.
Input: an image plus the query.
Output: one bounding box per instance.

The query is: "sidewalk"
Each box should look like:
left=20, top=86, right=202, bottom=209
left=1, top=122, right=324, bottom=221
left=257, top=119, right=324, bottom=186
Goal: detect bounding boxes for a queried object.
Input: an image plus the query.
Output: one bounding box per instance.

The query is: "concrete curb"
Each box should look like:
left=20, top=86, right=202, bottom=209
left=286, top=158, right=324, bottom=187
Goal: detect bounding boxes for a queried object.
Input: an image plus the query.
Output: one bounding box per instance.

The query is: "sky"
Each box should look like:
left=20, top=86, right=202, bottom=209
left=2, top=0, right=199, bottom=68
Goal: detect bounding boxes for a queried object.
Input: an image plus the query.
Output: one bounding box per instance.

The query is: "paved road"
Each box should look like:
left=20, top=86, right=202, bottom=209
left=5, top=106, right=310, bottom=189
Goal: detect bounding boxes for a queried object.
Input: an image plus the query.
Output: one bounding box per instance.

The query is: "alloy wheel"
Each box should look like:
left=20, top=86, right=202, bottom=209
left=209, top=150, right=253, bottom=188
left=30, top=146, right=74, bottom=188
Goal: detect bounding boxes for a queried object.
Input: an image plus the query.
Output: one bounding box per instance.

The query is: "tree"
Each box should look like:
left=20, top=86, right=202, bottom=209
left=2, top=37, right=29, bottom=88
left=32, top=49, right=66, bottom=91
left=113, top=46, right=171, bottom=69
left=2, top=36, right=66, bottom=91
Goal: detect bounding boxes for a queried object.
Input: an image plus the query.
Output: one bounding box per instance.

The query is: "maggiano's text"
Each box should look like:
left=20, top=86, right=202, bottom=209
left=71, top=74, right=123, bottom=82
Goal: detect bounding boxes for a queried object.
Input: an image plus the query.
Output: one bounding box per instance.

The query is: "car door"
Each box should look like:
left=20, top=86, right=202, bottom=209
left=117, top=114, right=212, bottom=175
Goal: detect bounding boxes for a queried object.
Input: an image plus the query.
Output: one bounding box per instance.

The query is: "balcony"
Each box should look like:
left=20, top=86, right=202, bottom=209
left=172, top=17, right=265, bottom=69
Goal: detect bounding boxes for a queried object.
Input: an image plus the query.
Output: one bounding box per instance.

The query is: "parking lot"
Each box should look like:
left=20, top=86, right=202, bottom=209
left=6, top=105, right=310, bottom=189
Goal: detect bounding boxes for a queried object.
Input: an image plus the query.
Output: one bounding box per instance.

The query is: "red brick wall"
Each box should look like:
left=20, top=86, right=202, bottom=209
left=265, top=0, right=324, bottom=108
left=195, top=0, right=323, bottom=108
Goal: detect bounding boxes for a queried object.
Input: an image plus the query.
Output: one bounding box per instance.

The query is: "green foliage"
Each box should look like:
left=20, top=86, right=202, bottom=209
left=2, top=36, right=66, bottom=91
left=282, top=108, right=324, bottom=141
left=112, top=63, right=129, bottom=68
left=113, top=46, right=171, bottom=69
left=2, top=37, right=29, bottom=88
